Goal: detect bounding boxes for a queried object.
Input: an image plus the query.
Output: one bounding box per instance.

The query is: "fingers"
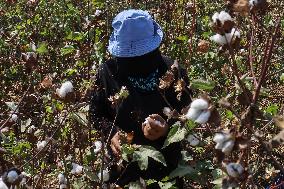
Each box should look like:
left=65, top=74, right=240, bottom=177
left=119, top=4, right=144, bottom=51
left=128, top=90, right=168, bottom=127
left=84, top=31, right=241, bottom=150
left=111, top=133, right=121, bottom=157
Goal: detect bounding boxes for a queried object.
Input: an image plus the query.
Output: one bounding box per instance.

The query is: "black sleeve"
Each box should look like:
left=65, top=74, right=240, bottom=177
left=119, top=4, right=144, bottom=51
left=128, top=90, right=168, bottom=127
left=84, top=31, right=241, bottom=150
left=89, top=63, right=118, bottom=137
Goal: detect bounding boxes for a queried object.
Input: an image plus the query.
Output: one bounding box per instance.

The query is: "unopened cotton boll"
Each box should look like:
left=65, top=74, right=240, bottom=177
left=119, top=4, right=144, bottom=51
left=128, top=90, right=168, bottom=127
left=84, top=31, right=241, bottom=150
left=97, top=170, right=110, bottom=182
left=226, top=163, right=244, bottom=178
left=37, top=140, right=47, bottom=151
left=195, top=110, right=211, bottom=124
left=71, top=163, right=83, bottom=175
left=93, top=141, right=102, bottom=154
left=190, top=99, right=209, bottom=110
left=186, top=134, right=200, bottom=146
left=185, top=108, right=202, bottom=120
left=58, top=81, right=74, bottom=98
left=0, top=179, right=8, bottom=189
left=222, top=140, right=235, bottom=154
left=7, top=170, right=19, bottom=183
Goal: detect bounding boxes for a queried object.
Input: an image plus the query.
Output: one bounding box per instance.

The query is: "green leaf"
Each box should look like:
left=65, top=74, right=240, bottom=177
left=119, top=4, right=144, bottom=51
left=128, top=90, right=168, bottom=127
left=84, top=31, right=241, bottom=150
left=190, top=79, right=216, bottom=91
left=185, top=120, right=197, bottom=131
left=36, top=42, right=48, bottom=54
left=163, top=123, right=187, bottom=148
left=132, top=145, right=166, bottom=170
left=5, top=102, right=17, bottom=111
left=121, top=144, right=136, bottom=162
left=169, top=164, right=195, bottom=179
left=60, top=45, right=75, bottom=56
left=265, top=104, right=279, bottom=116
left=158, top=181, right=177, bottom=189
left=176, top=35, right=188, bottom=41
left=280, top=73, right=284, bottom=82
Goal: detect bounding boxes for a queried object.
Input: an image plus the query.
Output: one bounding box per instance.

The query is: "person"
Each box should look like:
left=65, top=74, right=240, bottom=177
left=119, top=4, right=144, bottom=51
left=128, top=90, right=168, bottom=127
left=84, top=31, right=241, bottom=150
left=89, top=9, right=192, bottom=188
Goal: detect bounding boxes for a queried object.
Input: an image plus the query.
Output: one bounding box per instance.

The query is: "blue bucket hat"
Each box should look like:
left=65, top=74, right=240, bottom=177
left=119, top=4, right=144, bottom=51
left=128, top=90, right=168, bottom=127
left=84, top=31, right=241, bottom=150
left=108, top=9, right=163, bottom=57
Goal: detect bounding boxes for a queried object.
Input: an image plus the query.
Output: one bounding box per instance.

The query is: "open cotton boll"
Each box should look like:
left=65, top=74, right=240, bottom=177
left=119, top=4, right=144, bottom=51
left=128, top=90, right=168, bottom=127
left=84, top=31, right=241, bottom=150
left=93, top=141, right=102, bottom=154
left=7, top=170, right=19, bottom=183
left=215, top=142, right=224, bottom=150
left=58, top=81, right=74, bottom=98
left=0, top=178, right=8, bottom=189
left=213, top=133, right=228, bottom=143
left=222, top=140, right=235, bottom=154
left=190, top=99, right=209, bottom=110
left=11, top=114, right=18, bottom=122
left=225, top=28, right=240, bottom=42
left=71, top=163, right=83, bottom=175
left=186, top=134, right=200, bottom=146
left=185, top=108, right=202, bottom=120
left=58, top=173, right=67, bottom=184
left=60, top=184, right=67, bottom=189
left=249, top=0, right=259, bottom=6
left=97, top=169, right=110, bottom=182
left=153, top=120, right=163, bottom=127
left=163, top=107, right=171, bottom=117
left=226, top=163, right=244, bottom=178
left=195, top=110, right=211, bottom=124
left=210, top=34, right=227, bottom=45
left=37, top=140, right=47, bottom=151
left=95, top=10, right=102, bottom=16
left=218, top=11, right=232, bottom=24
left=212, top=12, right=220, bottom=23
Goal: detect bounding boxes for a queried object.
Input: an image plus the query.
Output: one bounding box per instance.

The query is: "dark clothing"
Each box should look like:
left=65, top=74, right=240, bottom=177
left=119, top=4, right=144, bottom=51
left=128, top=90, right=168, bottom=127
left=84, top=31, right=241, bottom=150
left=89, top=50, right=191, bottom=187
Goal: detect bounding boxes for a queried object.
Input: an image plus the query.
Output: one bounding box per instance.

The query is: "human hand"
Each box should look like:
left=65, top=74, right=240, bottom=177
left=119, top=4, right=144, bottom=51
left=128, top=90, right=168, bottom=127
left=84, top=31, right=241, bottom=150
left=110, top=132, right=121, bottom=157
left=142, top=114, right=168, bottom=141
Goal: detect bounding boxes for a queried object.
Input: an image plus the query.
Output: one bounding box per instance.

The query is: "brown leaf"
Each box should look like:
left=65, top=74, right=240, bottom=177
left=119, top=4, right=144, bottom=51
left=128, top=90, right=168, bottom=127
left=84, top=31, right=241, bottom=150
left=208, top=108, right=221, bottom=127
left=270, top=130, right=284, bottom=148
left=233, top=0, right=250, bottom=15
left=40, top=75, right=53, bottom=89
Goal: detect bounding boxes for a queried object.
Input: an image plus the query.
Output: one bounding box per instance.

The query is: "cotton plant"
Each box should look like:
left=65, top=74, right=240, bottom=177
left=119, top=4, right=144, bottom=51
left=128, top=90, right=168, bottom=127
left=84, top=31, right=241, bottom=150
left=185, top=98, right=211, bottom=124
left=225, top=162, right=244, bottom=178
left=210, top=11, right=241, bottom=48
left=213, top=131, right=235, bottom=154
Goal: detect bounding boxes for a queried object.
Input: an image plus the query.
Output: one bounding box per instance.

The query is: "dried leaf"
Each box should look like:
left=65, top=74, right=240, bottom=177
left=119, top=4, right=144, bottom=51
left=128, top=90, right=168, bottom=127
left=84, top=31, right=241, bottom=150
left=197, top=40, right=210, bottom=53
left=159, top=71, right=175, bottom=90
left=40, top=75, right=53, bottom=89
left=274, top=116, right=284, bottom=130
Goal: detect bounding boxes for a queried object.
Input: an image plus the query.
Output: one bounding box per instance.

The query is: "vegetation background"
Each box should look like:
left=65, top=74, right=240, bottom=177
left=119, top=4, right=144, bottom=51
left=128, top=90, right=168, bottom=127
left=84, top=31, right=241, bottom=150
left=0, top=0, right=283, bottom=188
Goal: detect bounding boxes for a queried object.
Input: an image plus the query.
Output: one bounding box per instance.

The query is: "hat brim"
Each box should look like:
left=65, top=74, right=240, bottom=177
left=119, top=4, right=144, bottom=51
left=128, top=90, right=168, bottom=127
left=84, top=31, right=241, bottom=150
left=108, top=22, right=163, bottom=57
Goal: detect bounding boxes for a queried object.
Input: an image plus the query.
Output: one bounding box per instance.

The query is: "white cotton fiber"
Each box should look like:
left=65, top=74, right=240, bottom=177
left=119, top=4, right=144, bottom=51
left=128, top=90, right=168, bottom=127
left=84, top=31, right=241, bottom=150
left=185, top=108, right=202, bottom=120
left=195, top=110, right=211, bottom=124
left=58, top=81, right=74, bottom=98
left=190, top=98, right=209, bottom=110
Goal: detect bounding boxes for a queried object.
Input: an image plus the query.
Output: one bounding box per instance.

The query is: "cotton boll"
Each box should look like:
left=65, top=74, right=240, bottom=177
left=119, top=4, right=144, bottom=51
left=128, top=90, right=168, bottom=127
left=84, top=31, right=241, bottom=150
left=212, top=12, right=220, bottom=23
left=221, top=140, right=235, bottom=154
left=186, top=134, right=200, bottom=146
left=58, top=81, right=74, bottom=98
left=185, top=108, right=202, bottom=120
left=218, top=11, right=232, bottom=25
left=95, top=10, right=102, bottom=16
left=226, top=163, right=244, bottom=178
left=249, top=0, right=259, bottom=6
left=210, top=34, right=227, bottom=45
left=11, top=114, right=18, bottom=122
left=213, top=133, right=228, bottom=143
left=153, top=120, right=162, bottom=127
left=58, top=173, right=67, bottom=184
left=93, top=141, right=102, bottom=154
left=97, top=170, right=110, bottom=182
left=71, top=163, right=83, bottom=175
left=163, top=107, right=171, bottom=117
left=7, top=170, right=19, bottom=183
left=60, top=184, right=67, bottom=189
left=215, top=142, right=224, bottom=150
left=0, top=179, right=8, bottom=189
left=190, top=99, right=209, bottom=110
left=37, top=140, right=47, bottom=151
left=195, top=110, right=211, bottom=124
